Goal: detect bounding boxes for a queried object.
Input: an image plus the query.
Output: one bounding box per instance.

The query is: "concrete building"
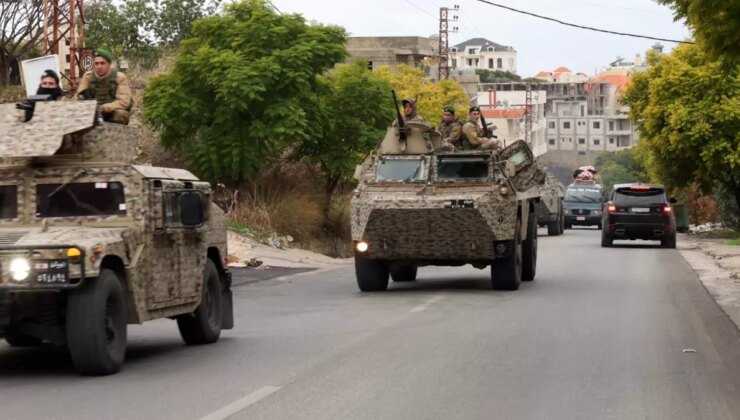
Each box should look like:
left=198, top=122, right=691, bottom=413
left=475, top=89, right=548, bottom=157
left=449, top=38, right=517, bottom=73
left=346, top=37, right=434, bottom=70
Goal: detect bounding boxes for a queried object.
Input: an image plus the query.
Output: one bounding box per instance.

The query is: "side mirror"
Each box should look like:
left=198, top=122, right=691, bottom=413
left=669, top=197, right=677, bottom=204
left=179, top=192, right=205, bottom=227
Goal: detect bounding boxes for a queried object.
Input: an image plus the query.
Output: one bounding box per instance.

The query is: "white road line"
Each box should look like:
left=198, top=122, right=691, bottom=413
left=410, top=295, right=446, bottom=313
left=199, top=386, right=282, bottom=420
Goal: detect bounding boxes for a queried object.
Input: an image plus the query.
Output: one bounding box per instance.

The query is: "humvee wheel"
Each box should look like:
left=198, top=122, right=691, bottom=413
left=66, top=269, right=127, bottom=376
left=355, top=256, right=390, bottom=291
left=390, top=264, right=417, bottom=282
left=522, top=212, right=538, bottom=282
left=177, top=260, right=223, bottom=345
left=491, top=218, right=522, bottom=290
left=4, top=328, right=43, bottom=347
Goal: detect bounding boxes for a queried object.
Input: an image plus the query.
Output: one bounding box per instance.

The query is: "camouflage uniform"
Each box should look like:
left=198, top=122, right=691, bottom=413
left=76, top=69, right=132, bottom=125
left=438, top=118, right=462, bottom=151
left=462, top=119, right=499, bottom=151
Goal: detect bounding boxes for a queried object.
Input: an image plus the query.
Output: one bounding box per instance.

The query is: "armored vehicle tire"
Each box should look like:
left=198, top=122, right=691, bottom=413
left=66, top=269, right=127, bottom=376
left=4, top=328, right=43, bottom=347
left=390, top=264, right=417, bottom=282
left=522, top=212, right=538, bottom=282
left=177, top=260, right=223, bottom=345
left=491, top=218, right=522, bottom=291
left=547, top=220, right=559, bottom=236
left=662, top=234, right=677, bottom=249
left=559, top=213, right=565, bottom=234
left=564, top=223, right=572, bottom=230
left=355, top=256, right=390, bottom=292
left=601, top=232, right=613, bottom=247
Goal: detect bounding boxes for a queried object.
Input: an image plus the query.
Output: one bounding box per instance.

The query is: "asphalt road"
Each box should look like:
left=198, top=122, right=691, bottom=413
left=1, top=228, right=740, bottom=420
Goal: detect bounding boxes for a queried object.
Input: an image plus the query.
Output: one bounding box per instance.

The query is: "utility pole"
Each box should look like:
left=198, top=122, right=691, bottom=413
left=43, top=0, right=86, bottom=88
left=525, top=84, right=532, bottom=144
left=438, top=5, right=459, bottom=81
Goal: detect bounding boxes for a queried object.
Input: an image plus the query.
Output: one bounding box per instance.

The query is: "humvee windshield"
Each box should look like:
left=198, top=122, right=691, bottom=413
left=436, top=156, right=489, bottom=180
left=36, top=182, right=127, bottom=218
left=508, top=150, right=527, bottom=166
left=0, top=185, right=17, bottom=219
left=376, top=158, right=426, bottom=182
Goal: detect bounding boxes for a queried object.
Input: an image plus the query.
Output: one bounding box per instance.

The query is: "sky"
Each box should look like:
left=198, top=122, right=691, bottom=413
left=270, top=0, right=692, bottom=76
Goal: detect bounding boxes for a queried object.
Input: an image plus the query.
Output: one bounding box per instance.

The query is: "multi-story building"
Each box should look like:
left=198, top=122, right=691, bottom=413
left=475, top=89, right=548, bottom=157
left=346, top=36, right=434, bottom=70
left=449, top=37, right=517, bottom=73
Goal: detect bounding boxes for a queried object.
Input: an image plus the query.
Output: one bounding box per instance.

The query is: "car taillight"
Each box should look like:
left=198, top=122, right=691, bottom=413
left=663, top=205, right=672, bottom=213
left=607, top=204, right=617, bottom=212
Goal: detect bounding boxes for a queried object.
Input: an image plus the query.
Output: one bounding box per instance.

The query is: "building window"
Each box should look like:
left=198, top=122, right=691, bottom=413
left=452, top=59, right=457, bottom=68
left=578, top=138, right=585, bottom=145
left=609, top=138, right=615, bottom=144
left=580, top=105, right=585, bottom=116
left=593, top=121, right=601, bottom=129
left=367, top=61, right=373, bottom=70
left=65, top=54, right=70, bottom=63
left=65, top=39, right=70, bottom=46
left=451, top=48, right=457, bottom=52
left=548, top=121, right=555, bottom=129
left=488, top=58, right=493, bottom=68
left=578, top=151, right=586, bottom=156
left=563, top=121, right=571, bottom=129
left=608, top=121, right=614, bottom=131
left=467, top=59, right=473, bottom=66
left=594, top=139, right=601, bottom=145
left=548, top=138, right=556, bottom=145
left=468, top=48, right=477, bottom=54
left=488, top=47, right=494, bottom=52
left=497, top=58, right=503, bottom=68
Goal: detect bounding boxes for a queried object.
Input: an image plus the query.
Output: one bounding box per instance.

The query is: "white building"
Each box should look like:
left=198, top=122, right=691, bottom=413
left=449, top=37, right=517, bottom=73
left=476, top=89, right=548, bottom=157
left=545, top=100, right=637, bottom=153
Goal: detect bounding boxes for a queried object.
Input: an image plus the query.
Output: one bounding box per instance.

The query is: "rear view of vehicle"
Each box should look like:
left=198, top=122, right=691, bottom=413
left=563, top=184, right=604, bottom=229
left=601, top=184, right=677, bottom=248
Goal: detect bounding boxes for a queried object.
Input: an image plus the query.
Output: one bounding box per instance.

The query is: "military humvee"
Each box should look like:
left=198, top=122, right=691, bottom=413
left=534, top=174, right=565, bottom=236
left=351, top=121, right=546, bottom=291
left=0, top=100, right=233, bottom=375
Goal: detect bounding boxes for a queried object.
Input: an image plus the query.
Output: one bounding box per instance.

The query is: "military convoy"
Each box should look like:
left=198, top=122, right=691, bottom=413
left=0, top=100, right=233, bottom=375
left=351, top=120, right=546, bottom=291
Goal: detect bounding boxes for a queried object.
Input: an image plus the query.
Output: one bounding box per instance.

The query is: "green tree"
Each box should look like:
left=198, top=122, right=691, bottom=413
left=298, top=60, right=395, bottom=216
left=622, top=43, right=740, bottom=211
left=475, top=69, right=522, bottom=83
left=144, top=0, right=347, bottom=188
left=594, top=149, right=647, bottom=191
left=657, top=0, right=740, bottom=65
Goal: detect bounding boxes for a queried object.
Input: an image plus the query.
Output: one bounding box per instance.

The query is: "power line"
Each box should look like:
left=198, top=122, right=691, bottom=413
left=473, top=0, right=693, bottom=44
left=401, top=0, right=439, bottom=20
left=552, top=0, right=664, bottom=15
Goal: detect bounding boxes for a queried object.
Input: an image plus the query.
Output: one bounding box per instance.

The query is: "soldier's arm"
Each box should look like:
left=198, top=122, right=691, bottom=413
left=462, top=123, right=484, bottom=146
left=75, top=73, right=91, bottom=100
left=101, top=73, right=132, bottom=113
left=448, top=123, right=462, bottom=144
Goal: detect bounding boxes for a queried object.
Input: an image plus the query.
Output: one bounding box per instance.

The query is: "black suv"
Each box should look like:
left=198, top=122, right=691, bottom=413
left=601, top=183, right=677, bottom=248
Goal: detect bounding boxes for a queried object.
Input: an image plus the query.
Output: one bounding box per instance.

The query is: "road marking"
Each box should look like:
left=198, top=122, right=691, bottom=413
left=410, top=295, right=445, bottom=313
left=199, top=386, right=282, bottom=420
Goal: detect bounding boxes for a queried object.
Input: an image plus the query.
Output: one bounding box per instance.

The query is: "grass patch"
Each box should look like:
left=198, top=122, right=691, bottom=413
left=693, top=228, right=740, bottom=240
left=723, top=238, right=740, bottom=246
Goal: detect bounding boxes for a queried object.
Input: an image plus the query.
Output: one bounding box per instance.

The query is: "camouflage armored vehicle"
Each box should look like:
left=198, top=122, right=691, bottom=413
left=351, top=121, right=546, bottom=291
left=534, top=174, right=565, bottom=236
left=0, top=100, right=233, bottom=375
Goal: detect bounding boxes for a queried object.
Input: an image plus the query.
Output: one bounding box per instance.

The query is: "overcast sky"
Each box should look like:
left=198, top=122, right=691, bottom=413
left=270, top=0, right=691, bottom=76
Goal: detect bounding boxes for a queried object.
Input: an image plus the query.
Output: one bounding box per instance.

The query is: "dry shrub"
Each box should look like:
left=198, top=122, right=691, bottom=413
left=0, top=85, right=26, bottom=103
left=675, top=184, right=719, bottom=225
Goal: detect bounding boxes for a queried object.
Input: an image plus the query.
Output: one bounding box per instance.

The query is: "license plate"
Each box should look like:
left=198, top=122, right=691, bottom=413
left=632, top=207, right=650, bottom=213
left=577, top=216, right=586, bottom=221
left=35, top=259, right=69, bottom=284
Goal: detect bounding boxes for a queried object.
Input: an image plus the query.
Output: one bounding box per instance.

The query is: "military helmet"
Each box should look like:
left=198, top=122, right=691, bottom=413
left=401, top=98, right=416, bottom=107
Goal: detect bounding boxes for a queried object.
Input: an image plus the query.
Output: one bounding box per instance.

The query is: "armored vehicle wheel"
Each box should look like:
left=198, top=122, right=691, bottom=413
left=547, top=220, right=559, bottom=236
left=522, top=212, right=538, bottom=282
left=559, top=213, right=565, bottom=234
left=4, top=328, right=43, bottom=347
left=178, top=260, right=223, bottom=345
left=564, top=222, right=572, bottom=230
left=390, top=264, right=417, bottom=282
left=601, top=232, right=613, bottom=247
left=491, top=218, right=522, bottom=290
left=66, top=269, right=127, bottom=376
left=661, top=234, right=676, bottom=249
left=355, top=256, right=390, bottom=291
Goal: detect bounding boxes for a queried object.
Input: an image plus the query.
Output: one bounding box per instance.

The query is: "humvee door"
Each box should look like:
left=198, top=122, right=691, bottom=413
left=498, top=140, right=546, bottom=192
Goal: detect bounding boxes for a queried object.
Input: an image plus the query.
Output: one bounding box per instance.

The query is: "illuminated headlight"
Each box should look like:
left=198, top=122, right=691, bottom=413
left=592, top=210, right=602, bottom=215
left=498, top=185, right=509, bottom=195
left=9, top=258, right=31, bottom=282
left=355, top=241, right=369, bottom=253
left=563, top=209, right=571, bottom=214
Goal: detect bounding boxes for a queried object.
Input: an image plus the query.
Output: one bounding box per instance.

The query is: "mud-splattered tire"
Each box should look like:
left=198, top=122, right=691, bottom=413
left=662, top=234, right=676, bottom=249
left=355, top=256, right=389, bottom=291
left=177, top=260, right=223, bottom=345
left=4, top=328, right=42, bottom=347
left=522, top=212, right=537, bottom=282
left=390, top=264, right=417, bottom=282
left=491, top=218, right=522, bottom=290
left=66, top=269, right=127, bottom=376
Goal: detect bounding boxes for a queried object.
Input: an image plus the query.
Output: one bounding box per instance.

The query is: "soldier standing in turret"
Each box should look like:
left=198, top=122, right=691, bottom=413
left=461, top=106, right=499, bottom=150
left=438, top=106, right=462, bottom=151
left=76, top=49, right=132, bottom=125
left=399, top=98, right=425, bottom=123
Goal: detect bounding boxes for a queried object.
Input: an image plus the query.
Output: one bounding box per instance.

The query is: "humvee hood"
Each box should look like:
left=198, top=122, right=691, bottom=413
left=0, top=101, right=97, bottom=158
left=2, top=226, right=126, bottom=248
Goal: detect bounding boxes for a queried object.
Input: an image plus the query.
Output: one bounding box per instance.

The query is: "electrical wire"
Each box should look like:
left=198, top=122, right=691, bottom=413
left=401, top=0, right=439, bottom=19
left=473, top=0, right=693, bottom=44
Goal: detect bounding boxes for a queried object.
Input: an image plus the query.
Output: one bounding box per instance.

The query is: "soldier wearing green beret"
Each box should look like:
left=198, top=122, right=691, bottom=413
left=75, top=49, right=132, bottom=125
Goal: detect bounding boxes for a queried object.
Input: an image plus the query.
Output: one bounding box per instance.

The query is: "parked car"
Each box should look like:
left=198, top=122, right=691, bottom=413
left=601, top=183, right=677, bottom=248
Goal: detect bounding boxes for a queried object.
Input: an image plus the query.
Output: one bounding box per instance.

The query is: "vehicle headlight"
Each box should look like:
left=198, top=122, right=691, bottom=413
left=356, top=241, right=369, bottom=253
left=563, top=209, right=570, bottom=214
left=593, top=210, right=602, bottom=215
left=9, top=257, right=31, bottom=281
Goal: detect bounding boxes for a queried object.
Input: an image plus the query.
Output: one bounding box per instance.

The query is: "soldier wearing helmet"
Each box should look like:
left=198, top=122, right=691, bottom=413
left=398, top=98, right=425, bottom=123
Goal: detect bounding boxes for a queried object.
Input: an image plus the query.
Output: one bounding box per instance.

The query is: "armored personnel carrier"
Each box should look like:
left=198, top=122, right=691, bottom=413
left=0, top=100, right=233, bottom=375
left=534, top=174, right=565, bottom=236
left=351, top=120, right=546, bottom=291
